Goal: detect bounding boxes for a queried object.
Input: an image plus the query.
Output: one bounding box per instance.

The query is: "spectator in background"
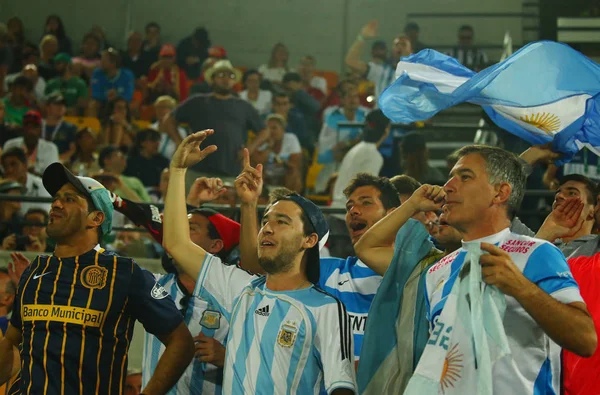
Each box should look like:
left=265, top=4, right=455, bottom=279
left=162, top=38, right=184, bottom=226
left=0, top=100, right=19, bottom=146
left=91, top=48, right=135, bottom=108
left=3, top=110, right=59, bottom=175
left=250, top=114, right=303, bottom=192
left=297, top=55, right=327, bottom=97
left=148, top=44, right=188, bottom=101
left=124, top=128, right=170, bottom=188
left=0, top=268, right=15, bottom=334
left=37, top=34, right=58, bottom=81
left=122, top=31, right=152, bottom=79
left=6, top=17, right=29, bottom=74
left=151, top=95, right=187, bottom=159
left=239, top=69, right=272, bottom=116
left=100, top=97, right=136, bottom=147
left=1, top=147, right=51, bottom=214
left=188, top=57, right=217, bottom=95
left=125, top=370, right=142, bottom=395
left=370, top=40, right=388, bottom=65
left=258, top=42, right=291, bottom=85
left=316, top=82, right=368, bottom=192
left=282, top=71, right=320, bottom=143
left=399, top=131, right=446, bottom=185
left=389, top=34, right=413, bottom=67
left=3, top=44, right=39, bottom=95
left=42, top=93, right=78, bottom=161
left=448, top=25, right=488, bottom=71
left=44, top=52, right=88, bottom=114
left=176, top=27, right=210, bottom=80
left=2, top=76, right=33, bottom=126
left=161, top=59, right=264, bottom=183
left=0, top=179, right=24, bottom=245
left=404, top=22, right=425, bottom=53
left=4, top=63, right=46, bottom=102
left=42, top=15, right=72, bottom=54
left=68, top=127, right=100, bottom=176
left=331, top=109, right=390, bottom=208
left=142, top=22, right=161, bottom=65
left=271, top=91, right=311, bottom=152
left=18, top=208, right=52, bottom=253
left=71, top=33, right=101, bottom=82
left=98, top=146, right=151, bottom=202
left=90, top=24, right=112, bottom=51
left=0, top=24, right=13, bottom=92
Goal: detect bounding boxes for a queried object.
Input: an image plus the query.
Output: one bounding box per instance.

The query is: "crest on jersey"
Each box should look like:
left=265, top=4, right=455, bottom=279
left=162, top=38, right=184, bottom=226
left=80, top=266, right=108, bottom=289
left=277, top=321, right=298, bottom=348
left=200, top=310, right=221, bottom=329
left=151, top=283, right=169, bottom=300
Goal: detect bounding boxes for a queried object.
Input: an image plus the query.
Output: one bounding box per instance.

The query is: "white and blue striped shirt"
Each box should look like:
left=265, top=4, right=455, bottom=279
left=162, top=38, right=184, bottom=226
left=196, top=254, right=357, bottom=394
left=318, top=257, right=382, bottom=360
left=142, top=272, right=230, bottom=394
left=366, top=61, right=395, bottom=105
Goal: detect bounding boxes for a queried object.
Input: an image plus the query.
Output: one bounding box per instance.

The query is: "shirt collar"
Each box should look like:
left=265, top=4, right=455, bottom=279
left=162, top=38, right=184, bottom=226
left=461, top=227, right=511, bottom=250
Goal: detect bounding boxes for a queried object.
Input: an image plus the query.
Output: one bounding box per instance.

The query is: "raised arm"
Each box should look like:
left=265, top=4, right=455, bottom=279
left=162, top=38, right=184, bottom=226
left=163, top=130, right=218, bottom=280
left=345, top=21, right=379, bottom=75
left=234, top=149, right=266, bottom=275
left=536, top=197, right=584, bottom=242
left=354, top=184, right=445, bottom=275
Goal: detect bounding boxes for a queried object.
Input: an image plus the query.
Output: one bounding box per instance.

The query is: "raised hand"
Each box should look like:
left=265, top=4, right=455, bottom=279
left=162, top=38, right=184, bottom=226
left=234, top=148, right=263, bottom=205
left=8, top=251, right=30, bottom=286
left=187, top=177, right=227, bottom=206
left=405, top=184, right=446, bottom=214
left=537, top=197, right=585, bottom=241
left=171, top=130, right=218, bottom=169
left=360, top=21, right=379, bottom=38
left=520, top=143, right=562, bottom=166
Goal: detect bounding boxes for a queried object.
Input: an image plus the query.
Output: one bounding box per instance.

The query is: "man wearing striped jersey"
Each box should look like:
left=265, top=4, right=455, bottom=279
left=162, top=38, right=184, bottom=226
left=0, top=162, right=194, bottom=394
left=425, top=145, right=596, bottom=393
left=163, top=131, right=356, bottom=394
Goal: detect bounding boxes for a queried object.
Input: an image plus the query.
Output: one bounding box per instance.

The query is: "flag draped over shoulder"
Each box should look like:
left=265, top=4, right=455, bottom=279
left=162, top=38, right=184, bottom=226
left=379, top=41, right=600, bottom=164
left=404, top=244, right=511, bottom=395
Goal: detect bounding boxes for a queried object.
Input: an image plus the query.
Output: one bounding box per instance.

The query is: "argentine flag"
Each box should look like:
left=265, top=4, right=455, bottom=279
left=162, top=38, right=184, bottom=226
left=379, top=41, right=600, bottom=163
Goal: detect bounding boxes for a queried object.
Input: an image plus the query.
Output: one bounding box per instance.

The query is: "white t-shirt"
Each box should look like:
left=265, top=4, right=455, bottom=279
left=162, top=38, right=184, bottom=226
left=331, top=142, right=383, bottom=208
left=21, top=173, right=51, bottom=215
left=239, top=90, right=272, bottom=116
left=310, top=75, right=328, bottom=95
left=3, top=137, right=59, bottom=175
left=262, top=133, right=302, bottom=185
left=257, top=65, right=292, bottom=83
left=4, top=73, right=46, bottom=101
left=150, top=122, right=188, bottom=160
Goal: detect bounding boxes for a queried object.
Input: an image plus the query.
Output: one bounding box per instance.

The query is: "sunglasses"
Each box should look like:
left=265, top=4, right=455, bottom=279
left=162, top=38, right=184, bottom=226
left=215, top=71, right=237, bottom=80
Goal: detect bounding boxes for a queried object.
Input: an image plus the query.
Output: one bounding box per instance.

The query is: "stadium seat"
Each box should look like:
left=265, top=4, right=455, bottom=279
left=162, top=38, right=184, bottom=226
left=133, top=120, right=153, bottom=130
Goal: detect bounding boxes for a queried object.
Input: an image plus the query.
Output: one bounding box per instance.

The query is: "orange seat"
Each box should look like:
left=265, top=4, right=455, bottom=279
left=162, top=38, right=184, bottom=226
left=133, top=120, right=152, bottom=130
left=314, top=70, right=339, bottom=92
left=63, top=116, right=102, bottom=134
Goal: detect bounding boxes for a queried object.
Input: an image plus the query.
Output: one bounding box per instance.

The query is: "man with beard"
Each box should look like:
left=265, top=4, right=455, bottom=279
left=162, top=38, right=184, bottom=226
left=0, top=162, right=194, bottom=394
left=163, top=130, right=356, bottom=394
left=161, top=60, right=266, bottom=189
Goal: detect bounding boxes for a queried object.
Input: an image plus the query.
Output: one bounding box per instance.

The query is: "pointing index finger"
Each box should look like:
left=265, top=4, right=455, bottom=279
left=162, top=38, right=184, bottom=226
left=242, top=148, right=250, bottom=168
left=480, top=242, right=508, bottom=257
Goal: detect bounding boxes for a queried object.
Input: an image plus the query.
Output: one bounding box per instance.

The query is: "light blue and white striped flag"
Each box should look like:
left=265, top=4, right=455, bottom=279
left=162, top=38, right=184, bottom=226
left=379, top=41, right=600, bottom=163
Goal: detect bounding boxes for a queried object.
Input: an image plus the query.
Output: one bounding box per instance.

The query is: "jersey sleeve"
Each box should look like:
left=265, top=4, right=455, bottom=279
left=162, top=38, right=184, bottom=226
left=193, top=253, right=255, bottom=321
left=10, top=259, right=37, bottom=330
left=365, top=62, right=384, bottom=83
left=317, top=258, right=344, bottom=289
left=523, top=242, right=584, bottom=305
left=314, top=301, right=357, bottom=394
left=129, top=263, right=183, bottom=337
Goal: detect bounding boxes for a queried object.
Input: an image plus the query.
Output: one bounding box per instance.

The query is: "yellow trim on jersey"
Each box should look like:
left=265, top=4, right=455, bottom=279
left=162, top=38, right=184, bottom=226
left=61, top=256, right=79, bottom=394
left=79, top=250, right=100, bottom=393
left=42, top=259, right=63, bottom=394
left=96, top=255, right=117, bottom=394
left=21, top=304, right=105, bottom=327
left=27, top=256, right=51, bottom=394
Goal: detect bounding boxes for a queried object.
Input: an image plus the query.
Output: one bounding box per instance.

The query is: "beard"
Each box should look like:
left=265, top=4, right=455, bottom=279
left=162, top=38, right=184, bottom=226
left=212, top=85, right=232, bottom=95
left=258, top=238, right=303, bottom=275
left=47, top=212, right=85, bottom=242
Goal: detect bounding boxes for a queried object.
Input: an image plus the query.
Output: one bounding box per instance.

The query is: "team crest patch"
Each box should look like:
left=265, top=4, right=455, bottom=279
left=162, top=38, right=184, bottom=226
left=151, top=283, right=169, bottom=300
left=277, top=321, right=298, bottom=348
left=200, top=310, right=221, bottom=329
left=80, top=266, right=108, bottom=289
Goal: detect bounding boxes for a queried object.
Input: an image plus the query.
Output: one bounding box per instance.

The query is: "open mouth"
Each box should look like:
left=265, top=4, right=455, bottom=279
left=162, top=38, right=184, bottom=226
left=259, top=240, right=276, bottom=247
left=349, top=221, right=367, bottom=232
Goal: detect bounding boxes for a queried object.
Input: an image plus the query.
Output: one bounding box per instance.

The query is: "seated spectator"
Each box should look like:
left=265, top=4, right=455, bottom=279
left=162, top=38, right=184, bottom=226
left=0, top=100, right=20, bottom=146
left=2, top=75, right=33, bottom=127
left=188, top=57, right=217, bottom=95
left=150, top=95, right=187, bottom=159
left=0, top=179, right=24, bottom=247
left=316, top=82, right=368, bottom=192
left=18, top=208, right=53, bottom=253
left=331, top=109, right=390, bottom=207
left=71, top=33, right=101, bottom=82
left=68, top=127, right=100, bottom=176
left=321, top=78, right=373, bottom=119
left=37, top=34, right=58, bottom=81
left=176, top=27, right=210, bottom=81
left=271, top=91, right=311, bottom=151
left=91, top=48, right=135, bottom=109
left=42, top=15, right=72, bottom=54
left=89, top=25, right=113, bottom=52
left=282, top=71, right=321, bottom=130
left=447, top=25, right=488, bottom=71
left=404, top=22, right=425, bottom=53
left=122, top=31, right=153, bottom=79
left=42, top=93, right=78, bottom=160
left=98, top=145, right=151, bottom=202
left=249, top=114, right=303, bottom=191
left=0, top=24, right=12, bottom=88
left=258, top=42, right=291, bottom=86
left=44, top=52, right=88, bottom=114
left=149, top=167, right=170, bottom=203
left=3, top=110, right=59, bottom=175
left=124, top=128, right=170, bottom=188
left=100, top=97, right=136, bottom=147
left=7, top=17, right=31, bottom=74
left=4, top=44, right=39, bottom=91
left=147, top=44, right=188, bottom=102
left=399, top=131, right=446, bottom=185
left=297, top=55, right=327, bottom=97
left=142, top=22, right=161, bottom=66
left=1, top=147, right=51, bottom=214
left=4, top=64, right=45, bottom=103
left=239, top=69, right=272, bottom=116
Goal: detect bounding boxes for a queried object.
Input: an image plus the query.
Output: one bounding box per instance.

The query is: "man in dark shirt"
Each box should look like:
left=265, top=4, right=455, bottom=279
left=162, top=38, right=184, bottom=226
left=42, top=93, right=78, bottom=158
left=122, top=31, right=152, bottom=80
left=124, top=129, right=170, bottom=187
left=176, top=27, right=210, bottom=80
left=162, top=60, right=265, bottom=185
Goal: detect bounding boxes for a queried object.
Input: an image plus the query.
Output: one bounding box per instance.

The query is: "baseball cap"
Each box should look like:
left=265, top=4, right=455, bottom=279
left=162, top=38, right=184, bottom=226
left=53, top=52, right=72, bottom=64
left=208, top=46, right=227, bottom=59
left=0, top=179, right=25, bottom=193
left=159, top=44, right=176, bottom=57
left=42, top=162, right=114, bottom=235
left=191, top=208, right=241, bottom=254
left=46, top=92, right=66, bottom=106
left=23, top=110, right=42, bottom=126
left=276, top=194, right=329, bottom=284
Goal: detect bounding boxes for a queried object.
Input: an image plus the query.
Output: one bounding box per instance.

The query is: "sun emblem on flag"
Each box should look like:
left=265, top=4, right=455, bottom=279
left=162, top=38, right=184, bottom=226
left=519, top=112, right=561, bottom=134
left=440, top=343, right=464, bottom=393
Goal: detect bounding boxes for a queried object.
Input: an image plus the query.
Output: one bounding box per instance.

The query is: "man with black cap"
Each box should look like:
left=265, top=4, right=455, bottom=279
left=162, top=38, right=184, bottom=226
left=42, top=93, right=78, bottom=160
left=163, top=130, right=356, bottom=394
left=0, top=162, right=195, bottom=394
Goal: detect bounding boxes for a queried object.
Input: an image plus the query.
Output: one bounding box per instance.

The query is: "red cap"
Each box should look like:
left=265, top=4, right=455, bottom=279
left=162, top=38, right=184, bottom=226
left=23, top=110, right=42, bottom=126
left=159, top=44, right=176, bottom=57
left=208, top=46, right=227, bottom=59
left=194, top=208, right=240, bottom=254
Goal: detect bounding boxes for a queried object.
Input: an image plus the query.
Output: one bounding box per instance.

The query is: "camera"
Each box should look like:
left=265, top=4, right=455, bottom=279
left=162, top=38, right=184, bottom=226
left=15, top=234, right=32, bottom=251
